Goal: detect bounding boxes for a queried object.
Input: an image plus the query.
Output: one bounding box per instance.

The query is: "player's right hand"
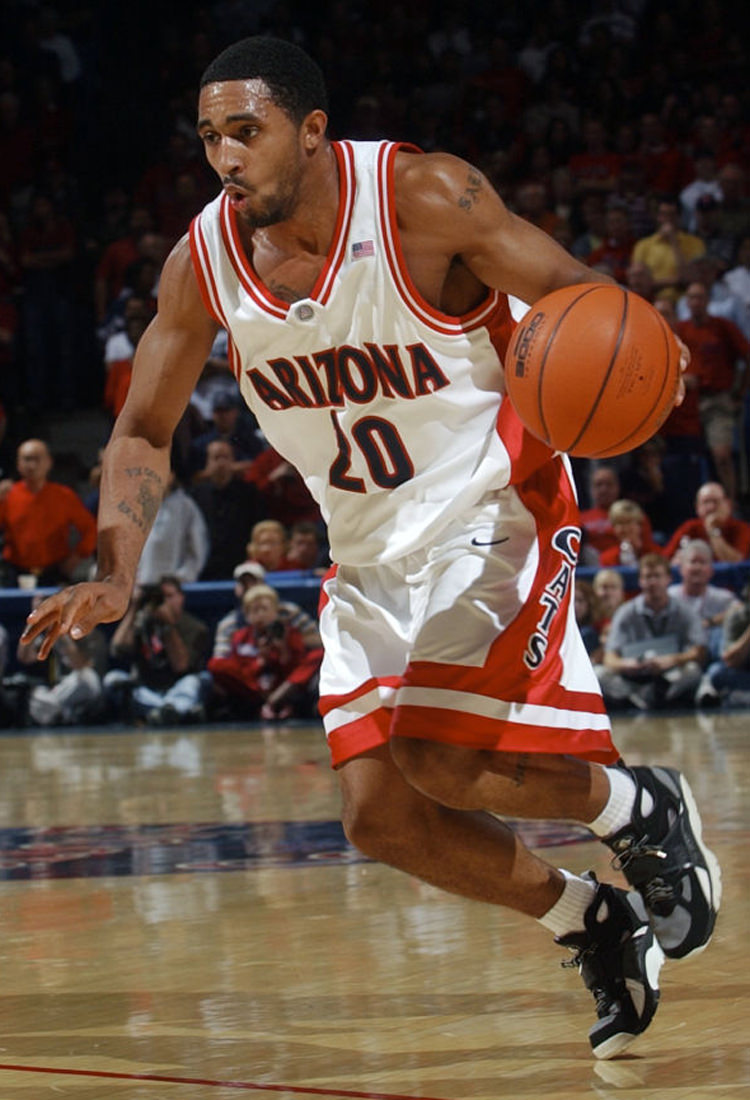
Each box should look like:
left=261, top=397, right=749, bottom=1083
left=20, top=580, right=132, bottom=660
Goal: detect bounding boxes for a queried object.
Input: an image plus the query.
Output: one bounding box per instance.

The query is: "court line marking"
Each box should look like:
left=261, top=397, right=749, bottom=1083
left=0, top=1062, right=446, bottom=1099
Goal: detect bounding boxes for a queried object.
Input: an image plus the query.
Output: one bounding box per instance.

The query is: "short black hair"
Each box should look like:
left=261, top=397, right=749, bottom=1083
left=200, top=36, right=328, bottom=124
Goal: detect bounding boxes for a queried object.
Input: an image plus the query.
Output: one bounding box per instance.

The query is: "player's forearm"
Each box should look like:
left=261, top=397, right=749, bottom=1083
left=95, top=436, right=171, bottom=588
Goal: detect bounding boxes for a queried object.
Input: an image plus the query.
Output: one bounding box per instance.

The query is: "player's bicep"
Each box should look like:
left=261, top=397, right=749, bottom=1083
left=459, top=193, right=608, bottom=302
left=114, top=238, right=219, bottom=447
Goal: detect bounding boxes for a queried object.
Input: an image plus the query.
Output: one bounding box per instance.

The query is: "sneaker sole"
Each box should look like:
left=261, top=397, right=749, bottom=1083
left=674, top=772, right=722, bottom=958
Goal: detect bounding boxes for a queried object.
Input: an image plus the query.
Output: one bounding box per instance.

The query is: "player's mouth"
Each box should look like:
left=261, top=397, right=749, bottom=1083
left=223, top=182, right=253, bottom=210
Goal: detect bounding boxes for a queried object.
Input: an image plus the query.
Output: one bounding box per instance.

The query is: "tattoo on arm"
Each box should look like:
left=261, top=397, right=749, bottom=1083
left=458, top=169, right=482, bottom=213
left=116, top=467, right=164, bottom=531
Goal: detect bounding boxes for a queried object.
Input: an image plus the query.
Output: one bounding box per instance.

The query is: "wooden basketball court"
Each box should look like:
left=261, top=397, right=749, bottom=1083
left=0, top=708, right=745, bottom=1099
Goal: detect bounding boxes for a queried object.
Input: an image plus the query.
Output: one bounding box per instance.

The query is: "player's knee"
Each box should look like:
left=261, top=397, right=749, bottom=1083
left=389, top=734, right=465, bottom=805
left=341, top=792, right=404, bottom=863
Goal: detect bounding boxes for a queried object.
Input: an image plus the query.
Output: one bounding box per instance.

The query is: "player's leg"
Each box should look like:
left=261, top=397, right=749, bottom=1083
left=390, top=735, right=721, bottom=962
left=339, top=744, right=661, bottom=1060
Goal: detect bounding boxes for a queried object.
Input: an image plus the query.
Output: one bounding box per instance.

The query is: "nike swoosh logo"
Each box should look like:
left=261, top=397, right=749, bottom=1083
left=470, top=536, right=509, bottom=547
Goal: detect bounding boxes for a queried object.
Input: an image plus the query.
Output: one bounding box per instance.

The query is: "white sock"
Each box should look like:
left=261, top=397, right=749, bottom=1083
left=538, top=869, right=597, bottom=937
left=588, top=766, right=638, bottom=838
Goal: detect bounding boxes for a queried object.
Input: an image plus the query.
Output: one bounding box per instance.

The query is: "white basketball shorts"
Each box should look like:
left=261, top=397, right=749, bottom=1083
left=318, top=456, right=618, bottom=768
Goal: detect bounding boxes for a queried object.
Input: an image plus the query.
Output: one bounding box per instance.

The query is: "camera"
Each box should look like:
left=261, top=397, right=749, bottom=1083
left=258, top=620, right=285, bottom=643
left=138, top=585, right=163, bottom=611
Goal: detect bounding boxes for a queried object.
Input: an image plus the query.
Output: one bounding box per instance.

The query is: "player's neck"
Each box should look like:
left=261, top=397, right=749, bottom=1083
left=245, top=142, right=340, bottom=259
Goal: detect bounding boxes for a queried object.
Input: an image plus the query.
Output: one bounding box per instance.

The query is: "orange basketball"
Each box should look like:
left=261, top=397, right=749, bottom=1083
left=505, top=283, right=681, bottom=458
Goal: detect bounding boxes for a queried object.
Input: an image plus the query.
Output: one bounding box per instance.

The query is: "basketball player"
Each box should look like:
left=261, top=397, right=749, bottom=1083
left=22, top=38, right=719, bottom=1059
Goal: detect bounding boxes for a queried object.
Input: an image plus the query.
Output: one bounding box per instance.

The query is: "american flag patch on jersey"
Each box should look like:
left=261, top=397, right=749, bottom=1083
left=352, top=239, right=375, bottom=259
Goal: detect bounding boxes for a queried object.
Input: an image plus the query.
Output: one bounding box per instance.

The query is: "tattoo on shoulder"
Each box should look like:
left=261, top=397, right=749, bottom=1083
left=457, top=169, right=482, bottom=213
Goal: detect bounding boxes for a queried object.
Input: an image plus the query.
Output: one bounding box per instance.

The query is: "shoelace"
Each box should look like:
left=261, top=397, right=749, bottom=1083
left=609, top=833, right=668, bottom=874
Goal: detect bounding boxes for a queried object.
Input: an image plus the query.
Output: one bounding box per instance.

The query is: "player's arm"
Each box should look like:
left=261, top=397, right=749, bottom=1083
left=394, top=151, right=688, bottom=400
left=394, top=151, right=614, bottom=303
left=22, top=236, right=219, bottom=657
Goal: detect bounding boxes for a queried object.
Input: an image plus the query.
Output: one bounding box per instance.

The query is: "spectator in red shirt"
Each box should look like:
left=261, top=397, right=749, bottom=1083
left=598, top=500, right=661, bottom=568
left=567, top=118, right=621, bottom=198
left=676, top=281, right=750, bottom=502
left=207, top=583, right=323, bottom=720
left=663, top=481, right=750, bottom=564
left=93, top=205, right=154, bottom=327
left=0, top=439, right=97, bottom=587
left=579, top=464, right=621, bottom=565
left=586, top=205, right=635, bottom=284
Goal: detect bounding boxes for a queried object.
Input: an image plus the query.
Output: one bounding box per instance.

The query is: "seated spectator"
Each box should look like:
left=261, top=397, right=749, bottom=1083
left=597, top=499, right=661, bottom=567
left=15, top=590, right=108, bottom=726
left=102, top=296, right=149, bottom=420
left=19, top=632, right=104, bottom=727
left=597, top=553, right=707, bottom=710
left=0, top=622, right=6, bottom=675
left=135, top=471, right=209, bottom=585
left=579, top=464, right=621, bottom=565
left=104, top=575, right=209, bottom=725
left=625, top=260, right=655, bottom=302
left=586, top=204, right=635, bottom=284
left=696, top=582, right=750, bottom=707
left=190, top=440, right=265, bottom=580
left=675, top=281, right=750, bottom=502
left=208, top=583, right=323, bottom=721
left=618, top=436, right=669, bottom=540
left=211, top=561, right=321, bottom=669
left=574, top=579, right=602, bottom=664
left=0, top=438, right=97, bottom=587
left=286, top=520, right=328, bottom=574
left=631, top=196, right=706, bottom=301
left=663, top=481, right=750, bottom=564
left=724, top=235, right=750, bottom=322
left=668, top=539, right=736, bottom=660
left=243, top=444, right=321, bottom=528
left=676, top=256, right=750, bottom=340
left=242, top=519, right=295, bottom=574
left=592, top=568, right=626, bottom=646
left=188, top=390, right=263, bottom=480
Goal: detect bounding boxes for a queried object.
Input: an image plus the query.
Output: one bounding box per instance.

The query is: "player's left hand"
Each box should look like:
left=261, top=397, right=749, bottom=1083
left=673, top=334, right=690, bottom=407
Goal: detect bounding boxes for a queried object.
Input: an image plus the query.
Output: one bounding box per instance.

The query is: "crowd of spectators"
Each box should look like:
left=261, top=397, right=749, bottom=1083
left=1, top=0, right=750, bottom=723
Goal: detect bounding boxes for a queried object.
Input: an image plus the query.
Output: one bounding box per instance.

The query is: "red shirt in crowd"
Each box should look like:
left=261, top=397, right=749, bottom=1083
left=0, top=481, right=97, bottom=572
left=675, top=316, right=750, bottom=394
left=663, top=516, right=750, bottom=562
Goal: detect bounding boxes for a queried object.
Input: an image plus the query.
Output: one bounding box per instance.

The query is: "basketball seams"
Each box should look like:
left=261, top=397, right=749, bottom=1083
left=536, top=284, right=602, bottom=445
left=506, top=282, right=681, bottom=458
left=567, top=286, right=628, bottom=453
left=588, top=307, right=677, bottom=457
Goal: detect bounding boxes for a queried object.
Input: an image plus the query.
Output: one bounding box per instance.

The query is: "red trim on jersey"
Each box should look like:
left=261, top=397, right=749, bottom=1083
left=392, top=706, right=618, bottom=763
left=327, top=708, right=391, bottom=767
left=317, top=141, right=356, bottom=303
left=389, top=458, right=618, bottom=765
left=218, top=142, right=355, bottom=318
left=189, top=215, right=227, bottom=326
left=318, top=674, right=401, bottom=718
left=377, top=142, right=504, bottom=336
left=219, top=194, right=287, bottom=318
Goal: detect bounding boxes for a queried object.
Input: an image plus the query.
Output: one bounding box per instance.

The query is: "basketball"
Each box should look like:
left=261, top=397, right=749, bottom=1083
left=505, top=283, right=681, bottom=458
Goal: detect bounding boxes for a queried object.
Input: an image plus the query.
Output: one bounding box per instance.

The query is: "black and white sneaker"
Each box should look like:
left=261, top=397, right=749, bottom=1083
left=557, top=874, right=664, bottom=1060
left=604, top=766, right=722, bottom=959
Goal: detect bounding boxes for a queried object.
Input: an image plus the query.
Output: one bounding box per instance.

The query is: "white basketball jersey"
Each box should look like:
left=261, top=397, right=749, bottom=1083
left=190, top=140, right=550, bottom=565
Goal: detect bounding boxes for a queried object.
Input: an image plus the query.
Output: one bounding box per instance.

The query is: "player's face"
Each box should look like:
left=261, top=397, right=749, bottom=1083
left=197, top=79, right=306, bottom=229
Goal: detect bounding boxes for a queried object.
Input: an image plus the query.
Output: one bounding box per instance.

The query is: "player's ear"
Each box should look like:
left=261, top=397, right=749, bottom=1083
left=301, top=109, right=328, bottom=151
